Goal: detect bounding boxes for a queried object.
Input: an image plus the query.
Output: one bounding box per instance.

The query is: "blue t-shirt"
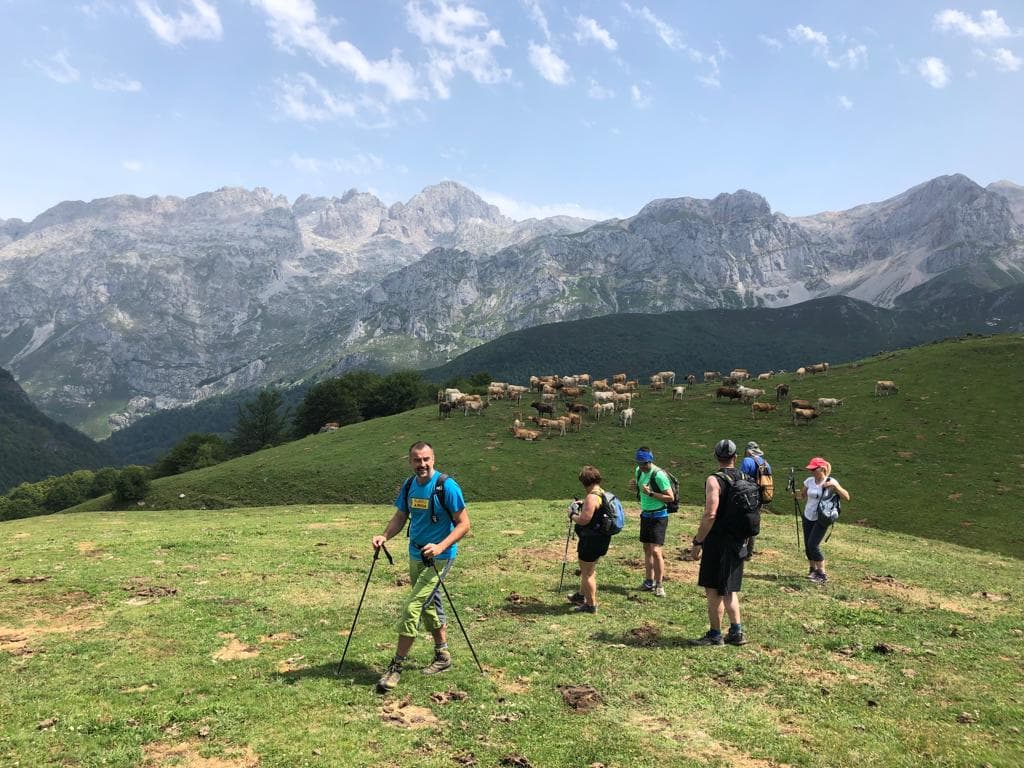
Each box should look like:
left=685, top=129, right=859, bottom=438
left=740, top=455, right=771, bottom=480
left=395, top=470, right=465, bottom=560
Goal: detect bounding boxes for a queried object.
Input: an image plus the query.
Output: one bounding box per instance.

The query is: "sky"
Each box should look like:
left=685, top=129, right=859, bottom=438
left=1, top=1, right=1022, bottom=223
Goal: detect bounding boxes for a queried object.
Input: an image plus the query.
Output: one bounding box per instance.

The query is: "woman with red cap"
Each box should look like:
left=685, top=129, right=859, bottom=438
left=796, top=457, right=850, bottom=583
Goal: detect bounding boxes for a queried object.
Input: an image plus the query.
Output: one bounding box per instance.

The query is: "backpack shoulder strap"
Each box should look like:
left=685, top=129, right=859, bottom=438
left=401, top=475, right=415, bottom=537
left=433, top=472, right=455, bottom=522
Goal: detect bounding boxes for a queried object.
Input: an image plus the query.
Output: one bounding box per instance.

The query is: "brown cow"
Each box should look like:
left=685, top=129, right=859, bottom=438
left=792, top=407, right=819, bottom=426
left=791, top=399, right=814, bottom=411
left=716, top=386, right=742, bottom=402
left=751, top=402, right=777, bottom=418
left=775, top=383, right=790, bottom=401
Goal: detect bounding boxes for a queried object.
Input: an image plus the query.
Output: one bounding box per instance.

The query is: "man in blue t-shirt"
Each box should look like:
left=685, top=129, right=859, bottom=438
left=371, top=441, right=470, bottom=693
left=739, top=441, right=771, bottom=558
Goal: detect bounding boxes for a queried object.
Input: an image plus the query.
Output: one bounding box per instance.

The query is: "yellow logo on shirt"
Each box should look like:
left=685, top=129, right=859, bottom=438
left=410, top=497, right=430, bottom=510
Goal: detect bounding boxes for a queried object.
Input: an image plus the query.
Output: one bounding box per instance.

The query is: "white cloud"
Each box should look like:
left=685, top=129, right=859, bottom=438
left=758, top=34, right=782, bottom=51
left=788, top=23, right=867, bottom=70
left=977, top=46, right=1022, bottom=72
left=475, top=187, right=620, bottom=221
left=528, top=43, right=571, bottom=85
left=934, top=9, right=1018, bottom=41
left=837, top=95, right=853, bottom=110
left=575, top=16, right=617, bottom=51
left=630, top=83, right=652, bottom=108
left=93, top=75, right=143, bottom=92
left=136, top=0, right=222, bottom=45
left=622, top=2, right=681, bottom=49
left=273, top=73, right=358, bottom=122
left=123, top=160, right=143, bottom=172
left=407, top=0, right=510, bottom=98
left=587, top=78, right=614, bottom=99
left=250, top=0, right=423, bottom=102
left=918, top=57, right=951, bottom=88
left=288, top=151, right=384, bottom=176
left=522, top=0, right=550, bottom=42
left=31, top=50, right=80, bottom=84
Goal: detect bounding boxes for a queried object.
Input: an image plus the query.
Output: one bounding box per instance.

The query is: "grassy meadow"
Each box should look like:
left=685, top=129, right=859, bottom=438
left=74, top=333, right=1024, bottom=559
left=1, top=500, right=1021, bottom=767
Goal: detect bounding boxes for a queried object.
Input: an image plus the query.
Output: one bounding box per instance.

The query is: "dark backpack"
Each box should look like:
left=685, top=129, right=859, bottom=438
left=400, top=473, right=454, bottom=537
left=635, top=465, right=680, bottom=514
left=714, top=468, right=762, bottom=541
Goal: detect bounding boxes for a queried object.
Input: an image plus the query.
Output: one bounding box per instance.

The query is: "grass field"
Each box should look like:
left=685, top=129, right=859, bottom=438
left=72, top=334, right=1024, bottom=559
left=1, top=501, right=1021, bottom=767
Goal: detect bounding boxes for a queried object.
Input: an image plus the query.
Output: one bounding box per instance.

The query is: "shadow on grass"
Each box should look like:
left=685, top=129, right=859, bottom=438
left=275, top=660, right=380, bottom=686
left=503, top=600, right=592, bottom=616
left=588, top=630, right=704, bottom=650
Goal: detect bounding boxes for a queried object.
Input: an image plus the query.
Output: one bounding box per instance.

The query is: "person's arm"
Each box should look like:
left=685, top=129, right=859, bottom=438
left=420, top=508, right=471, bottom=559
left=643, top=471, right=674, bottom=502
left=824, top=477, right=850, bottom=501
left=572, top=491, right=601, bottom=526
left=691, top=475, right=719, bottom=557
left=372, top=508, right=409, bottom=549
left=796, top=478, right=808, bottom=500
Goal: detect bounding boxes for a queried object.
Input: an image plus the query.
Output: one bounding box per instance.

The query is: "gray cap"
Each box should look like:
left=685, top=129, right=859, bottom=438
left=714, top=439, right=737, bottom=459
left=745, top=441, right=763, bottom=456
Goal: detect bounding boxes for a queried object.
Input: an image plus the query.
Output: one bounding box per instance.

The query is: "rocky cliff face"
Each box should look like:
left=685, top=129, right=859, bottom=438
left=1, top=175, right=1021, bottom=434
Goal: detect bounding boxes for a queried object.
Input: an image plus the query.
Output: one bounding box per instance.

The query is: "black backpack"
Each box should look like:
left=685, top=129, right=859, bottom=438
left=714, top=467, right=761, bottom=540
left=635, top=465, right=680, bottom=514
left=400, top=473, right=455, bottom=536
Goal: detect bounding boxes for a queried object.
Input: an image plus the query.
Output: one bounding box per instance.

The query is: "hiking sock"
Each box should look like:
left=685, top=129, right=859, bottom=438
left=729, top=623, right=742, bottom=636
left=707, top=628, right=722, bottom=639
left=434, top=643, right=449, bottom=654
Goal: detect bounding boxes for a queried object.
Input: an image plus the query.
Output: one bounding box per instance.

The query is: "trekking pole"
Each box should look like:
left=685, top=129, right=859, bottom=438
left=422, top=552, right=485, bottom=675
left=336, top=543, right=393, bottom=674
left=557, top=498, right=579, bottom=593
left=787, top=467, right=801, bottom=551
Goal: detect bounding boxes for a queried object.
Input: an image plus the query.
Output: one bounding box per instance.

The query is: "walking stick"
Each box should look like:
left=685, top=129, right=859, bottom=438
left=557, top=501, right=578, bottom=593
left=422, top=552, right=485, bottom=675
left=787, top=468, right=801, bottom=551
left=336, top=543, right=393, bottom=674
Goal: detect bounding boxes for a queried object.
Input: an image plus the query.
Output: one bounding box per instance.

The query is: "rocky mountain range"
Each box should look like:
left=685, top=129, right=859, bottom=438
left=1, top=174, right=1022, bottom=435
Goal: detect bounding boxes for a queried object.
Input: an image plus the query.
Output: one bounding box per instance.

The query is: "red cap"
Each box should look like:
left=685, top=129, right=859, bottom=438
left=806, top=457, right=829, bottom=470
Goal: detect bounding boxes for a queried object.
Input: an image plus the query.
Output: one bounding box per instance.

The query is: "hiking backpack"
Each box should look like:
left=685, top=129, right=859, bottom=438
left=635, top=465, right=681, bottom=514
left=580, top=490, right=626, bottom=536
left=714, top=468, right=762, bottom=541
left=816, top=486, right=841, bottom=523
left=400, top=473, right=455, bottom=537
left=754, top=457, right=774, bottom=504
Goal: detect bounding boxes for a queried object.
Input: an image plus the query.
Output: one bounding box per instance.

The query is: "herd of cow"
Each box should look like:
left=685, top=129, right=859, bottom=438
left=435, top=366, right=900, bottom=439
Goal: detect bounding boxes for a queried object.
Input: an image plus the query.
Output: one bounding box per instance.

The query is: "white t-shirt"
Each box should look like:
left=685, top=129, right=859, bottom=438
left=803, top=476, right=838, bottom=521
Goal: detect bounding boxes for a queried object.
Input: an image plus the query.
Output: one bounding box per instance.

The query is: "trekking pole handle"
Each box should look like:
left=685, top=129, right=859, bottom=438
left=374, top=542, right=394, bottom=565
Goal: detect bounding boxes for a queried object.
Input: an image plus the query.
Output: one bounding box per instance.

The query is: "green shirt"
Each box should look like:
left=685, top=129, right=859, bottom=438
left=637, top=465, right=671, bottom=517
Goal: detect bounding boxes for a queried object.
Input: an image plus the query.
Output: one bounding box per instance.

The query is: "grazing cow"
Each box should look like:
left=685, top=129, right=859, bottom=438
left=791, top=399, right=815, bottom=412
left=704, top=371, right=721, bottom=383
left=593, top=390, right=614, bottom=403
left=775, top=383, right=790, bottom=401
left=592, top=378, right=610, bottom=391
left=875, top=380, right=899, bottom=396
left=816, top=397, right=843, bottom=411
left=796, top=367, right=806, bottom=378
left=618, top=407, right=635, bottom=427
left=566, top=402, right=590, bottom=415
left=463, top=400, right=489, bottom=416
left=792, top=407, right=819, bottom=426
left=650, top=380, right=666, bottom=394
left=561, top=386, right=583, bottom=400
left=438, top=402, right=453, bottom=420
left=715, top=386, right=742, bottom=402
left=511, top=426, right=541, bottom=441
left=686, top=374, right=697, bottom=386
left=613, top=373, right=627, bottom=384
left=542, top=392, right=557, bottom=403
left=565, top=413, right=582, bottom=433
left=807, top=363, right=829, bottom=375
left=594, top=402, right=616, bottom=419
left=671, top=386, right=685, bottom=400
left=530, top=400, right=555, bottom=416
left=751, top=402, right=777, bottom=419
left=656, top=370, right=676, bottom=385
left=529, top=415, right=565, bottom=436
left=729, top=369, right=750, bottom=381
left=319, top=422, right=340, bottom=433
left=756, top=371, right=774, bottom=380
left=723, top=376, right=740, bottom=387
left=737, top=386, right=765, bottom=404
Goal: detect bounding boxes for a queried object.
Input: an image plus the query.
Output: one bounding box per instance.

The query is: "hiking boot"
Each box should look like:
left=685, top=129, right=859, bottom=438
left=639, top=579, right=655, bottom=591
left=808, top=570, right=826, bottom=584
left=375, top=657, right=403, bottom=693
left=421, top=648, right=452, bottom=675
left=571, top=603, right=597, bottom=614
left=688, top=631, right=724, bottom=647
left=725, top=631, right=748, bottom=646
left=567, top=591, right=585, bottom=605
left=817, top=570, right=829, bottom=583
left=653, top=583, right=666, bottom=598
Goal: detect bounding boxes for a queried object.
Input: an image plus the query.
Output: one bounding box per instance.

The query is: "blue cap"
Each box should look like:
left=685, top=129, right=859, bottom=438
left=635, top=449, right=654, bottom=463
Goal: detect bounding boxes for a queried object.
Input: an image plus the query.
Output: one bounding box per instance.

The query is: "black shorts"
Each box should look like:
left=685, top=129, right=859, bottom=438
left=697, top=536, right=745, bottom=594
left=639, top=516, right=668, bottom=545
left=577, top=534, right=611, bottom=562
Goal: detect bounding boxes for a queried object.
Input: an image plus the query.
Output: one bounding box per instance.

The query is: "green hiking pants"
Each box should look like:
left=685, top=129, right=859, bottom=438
left=396, top=557, right=453, bottom=638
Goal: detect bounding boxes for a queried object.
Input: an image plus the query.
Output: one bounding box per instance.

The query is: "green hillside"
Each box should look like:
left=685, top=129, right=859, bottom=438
left=1, top=503, right=1021, bottom=767
left=73, top=334, right=1024, bottom=559
left=0, top=368, right=115, bottom=493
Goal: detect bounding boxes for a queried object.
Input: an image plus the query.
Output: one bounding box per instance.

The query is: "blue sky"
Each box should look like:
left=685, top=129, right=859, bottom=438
left=1, top=1, right=1022, bottom=222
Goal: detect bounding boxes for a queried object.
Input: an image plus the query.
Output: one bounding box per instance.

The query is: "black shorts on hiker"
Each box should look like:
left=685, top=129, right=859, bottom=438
left=578, top=534, right=611, bottom=562
left=697, top=536, right=745, bottom=594
left=639, top=516, right=668, bottom=545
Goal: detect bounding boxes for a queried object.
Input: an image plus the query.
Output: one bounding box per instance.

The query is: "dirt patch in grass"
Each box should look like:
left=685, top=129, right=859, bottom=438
left=141, top=740, right=259, bottom=767
left=212, top=633, right=260, bottom=662
left=429, top=689, right=469, bottom=704
left=258, top=632, right=297, bottom=648
left=862, top=575, right=977, bottom=615
left=76, top=541, right=106, bottom=557
left=628, top=623, right=661, bottom=647
left=379, top=695, right=439, bottom=729
left=509, top=544, right=564, bottom=564
left=557, top=684, right=603, bottom=712
left=0, top=592, right=103, bottom=649
left=276, top=655, right=308, bottom=673
left=488, top=668, right=532, bottom=694
left=630, top=714, right=790, bottom=767
left=7, top=575, right=50, bottom=584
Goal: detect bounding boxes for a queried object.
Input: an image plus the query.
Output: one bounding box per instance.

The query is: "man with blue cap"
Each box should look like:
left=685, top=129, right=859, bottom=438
left=629, top=446, right=675, bottom=597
